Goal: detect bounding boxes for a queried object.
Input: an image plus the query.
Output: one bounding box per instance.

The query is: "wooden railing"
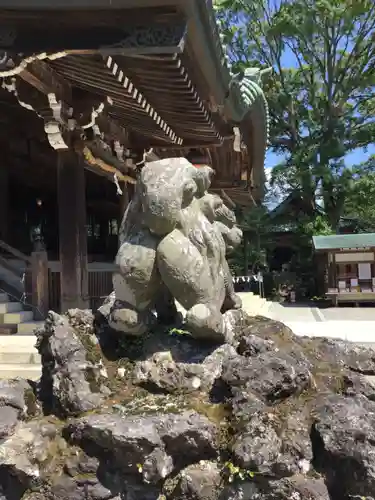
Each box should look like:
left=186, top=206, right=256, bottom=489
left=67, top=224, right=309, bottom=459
left=88, top=268, right=113, bottom=311
left=0, top=239, right=49, bottom=320
left=48, top=267, right=113, bottom=312
left=1, top=242, right=114, bottom=316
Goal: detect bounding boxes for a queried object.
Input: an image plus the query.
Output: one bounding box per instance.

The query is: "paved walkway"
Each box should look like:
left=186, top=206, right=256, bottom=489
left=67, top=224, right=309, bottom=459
left=266, top=303, right=321, bottom=323
left=263, top=301, right=375, bottom=343
left=322, top=307, right=375, bottom=321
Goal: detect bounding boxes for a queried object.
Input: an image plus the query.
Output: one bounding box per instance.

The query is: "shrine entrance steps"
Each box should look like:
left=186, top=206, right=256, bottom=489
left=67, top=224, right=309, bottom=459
left=0, top=292, right=44, bottom=335
left=237, top=292, right=271, bottom=316
left=0, top=292, right=42, bottom=379
left=0, top=331, right=41, bottom=380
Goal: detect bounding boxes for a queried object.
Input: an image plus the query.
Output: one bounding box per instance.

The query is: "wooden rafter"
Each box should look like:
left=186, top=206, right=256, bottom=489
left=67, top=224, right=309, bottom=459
left=6, top=59, right=138, bottom=180
left=18, top=60, right=72, bottom=103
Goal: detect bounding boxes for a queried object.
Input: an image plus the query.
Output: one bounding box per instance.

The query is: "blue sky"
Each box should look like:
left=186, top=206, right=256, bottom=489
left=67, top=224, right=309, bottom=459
left=265, top=146, right=375, bottom=172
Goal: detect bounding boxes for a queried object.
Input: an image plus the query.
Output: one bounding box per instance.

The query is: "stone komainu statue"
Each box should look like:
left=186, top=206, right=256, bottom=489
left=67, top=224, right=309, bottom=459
left=109, top=158, right=243, bottom=342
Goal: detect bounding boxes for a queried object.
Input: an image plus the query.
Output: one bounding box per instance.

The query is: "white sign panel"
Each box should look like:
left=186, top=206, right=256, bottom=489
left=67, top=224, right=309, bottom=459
left=335, top=252, right=374, bottom=263
left=358, top=262, right=372, bottom=280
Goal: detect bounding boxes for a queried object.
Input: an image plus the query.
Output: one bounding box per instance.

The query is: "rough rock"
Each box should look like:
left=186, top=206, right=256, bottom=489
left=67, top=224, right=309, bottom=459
left=66, top=308, right=95, bottom=334
left=133, top=333, right=237, bottom=393
left=65, top=410, right=218, bottom=482
left=342, top=372, right=375, bottom=400
left=222, top=477, right=330, bottom=499
left=0, top=406, right=19, bottom=439
left=170, top=461, right=222, bottom=499
left=0, top=419, right=60, bottom=497
left=297, top=336, right=375, bottom=374
left=312, top=393, right=375, bottom=498
left=237, top=334, right=274, bottom=357
left=0, top=378, right=33, bottom=413
left=232, top=406, right=313, bottom=478
left=2, top=310, right=375, bottom=499
left=222, top=349, right=311, bottom=407
left=49, top=475, right=115, bottom=500
left=35, top=311, right=107, bottom=417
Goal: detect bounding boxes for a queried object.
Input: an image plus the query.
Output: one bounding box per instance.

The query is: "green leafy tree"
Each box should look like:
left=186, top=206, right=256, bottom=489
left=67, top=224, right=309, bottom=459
left=215, top=0, right=375, bottom=231
left=343, top=155, right=375, bottom=230
left=228, top=205, right=271, bottom=275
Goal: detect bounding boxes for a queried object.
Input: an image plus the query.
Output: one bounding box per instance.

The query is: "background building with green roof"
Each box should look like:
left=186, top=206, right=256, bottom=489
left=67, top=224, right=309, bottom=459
left=312, top=233, right=375, bottom=306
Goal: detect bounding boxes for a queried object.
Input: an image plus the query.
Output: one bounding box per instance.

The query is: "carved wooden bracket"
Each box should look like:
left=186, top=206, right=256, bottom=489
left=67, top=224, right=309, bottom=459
left=71, top=88, right=129, bottom=153
left=2, top=59, right=132, bottom=161
left=2, top=75, right=71, bottom=149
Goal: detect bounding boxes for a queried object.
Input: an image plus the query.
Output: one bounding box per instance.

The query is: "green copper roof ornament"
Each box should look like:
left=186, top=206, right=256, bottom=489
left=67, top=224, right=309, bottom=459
left=243, top=66, right=273, bottom=85
left=230, top=66, right=272, bottom=146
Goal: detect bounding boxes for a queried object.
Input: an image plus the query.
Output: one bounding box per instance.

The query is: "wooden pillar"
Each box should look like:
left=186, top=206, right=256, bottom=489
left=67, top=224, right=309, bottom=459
left=0, top=165, right=9, bottom=242
left=31, top=248, right=49, bottom=319
left=332, top=253, right=337, bottom=287
left=327, top=252, right=334, bottom=288
left=118, top=182, right=130, bottom=246
left=119, top=182, right=130, bottom=220
left=243, top=233, right=249, bottom=276
left=57, top=151, right=89, bottom=312
left=316, top=252, right=328, bottom=296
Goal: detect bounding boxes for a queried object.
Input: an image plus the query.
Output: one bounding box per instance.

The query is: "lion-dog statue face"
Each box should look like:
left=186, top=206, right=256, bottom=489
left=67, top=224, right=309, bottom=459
left=139, top=158, right=214, bottom=236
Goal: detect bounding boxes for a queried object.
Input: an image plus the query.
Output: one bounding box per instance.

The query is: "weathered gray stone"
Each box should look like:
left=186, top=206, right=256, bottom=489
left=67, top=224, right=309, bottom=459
left=133, top=338, right=237, bottom=394
left=222, top=350, right=311, bottom=405
left=109, top=227, right=160, bottom=336
left=237, top=334, right=274, bottom=357
left=240, top=316, right=293, bottom=340
left=0, top=406, right=19, bottom=439
left=111, top=158, right=243, bottom=342
left=50, top=476, right=115, bottom=500
left=65, top=410, right=218, bottom=481
left=121, top=482, right=160, bottom=500
left=312, top=393, right=375, bottom=498
left=156, top=411, right=218, bottom=468
left=35, top=311, right=106, bottom=417
left=97, top=291, right=115, bottom=320
left=0, top=420, right=60, bottom=497
left=0, top=378, right=32, bottom=413
left=65, top=413, right=162, bottom=475
left=142, top=448, right=174, bottom=483
left=342, top=372, right=375, bottom=400
left=3, top=304, right=375, bottom=499
left=230, top=386, right=266, bottom=423
left=233, top=407, right=312, bottom=478
left=133, top=352, right=210, bottom=393
left=221, top=477, right=330, bottom=499
left=64, top=451, right=100, bottom=478
left=66, top=308, right=95, bottom=334
left=50, top=477, right=91, bottom=500
left=298, top=336, right=375, bottom=374
left=170, top=461, right=222, bottom=499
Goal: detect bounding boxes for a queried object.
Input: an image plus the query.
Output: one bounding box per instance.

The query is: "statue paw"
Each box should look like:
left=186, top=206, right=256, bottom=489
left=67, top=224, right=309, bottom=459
left=232, top=294, right=242, bottom=309
left=185, top=303, right=231, bottom=343
left=222, top=294, right=242, bottom=312
left=108, top=305, right=156, bottom=336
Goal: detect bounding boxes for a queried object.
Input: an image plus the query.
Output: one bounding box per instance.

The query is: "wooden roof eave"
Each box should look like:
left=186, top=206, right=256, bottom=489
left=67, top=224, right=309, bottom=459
left=0, top=0, right=181, bottom=8
left=0, top=0, right=269, bottom=158
left=182, top=1, right=230, bottom=108
left=0, top=0, right=233, bottom=105
left=0, top=0, right=247, bottom=120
